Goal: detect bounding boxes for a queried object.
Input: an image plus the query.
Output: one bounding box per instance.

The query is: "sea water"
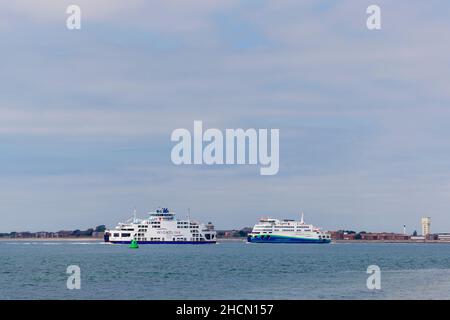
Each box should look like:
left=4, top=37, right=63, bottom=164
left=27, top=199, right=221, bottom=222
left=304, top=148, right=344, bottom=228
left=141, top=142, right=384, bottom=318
left=1, top=241, right=450, bottom=299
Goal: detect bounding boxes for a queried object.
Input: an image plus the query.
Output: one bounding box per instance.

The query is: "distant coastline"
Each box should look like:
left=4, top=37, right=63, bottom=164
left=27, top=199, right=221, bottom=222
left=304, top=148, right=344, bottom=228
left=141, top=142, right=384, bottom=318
left=334, top=239, right=450, bottom=244
left=0, top=237, right=101, bottom=242
left=0, top=225, right=106, bottom=240
left=2, top=226, right=450, bottom=243
left=2, top=238, right=450, bottom=244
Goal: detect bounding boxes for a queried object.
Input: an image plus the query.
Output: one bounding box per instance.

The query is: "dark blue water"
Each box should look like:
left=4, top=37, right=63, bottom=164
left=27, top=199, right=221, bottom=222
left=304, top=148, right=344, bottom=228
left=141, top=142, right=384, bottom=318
left=1, top=241, right=450, bottom=299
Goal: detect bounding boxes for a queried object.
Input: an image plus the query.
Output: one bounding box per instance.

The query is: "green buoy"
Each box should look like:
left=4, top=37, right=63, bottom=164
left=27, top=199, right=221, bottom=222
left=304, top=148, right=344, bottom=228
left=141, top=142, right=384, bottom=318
left=129, top=239, right=139, bottom=249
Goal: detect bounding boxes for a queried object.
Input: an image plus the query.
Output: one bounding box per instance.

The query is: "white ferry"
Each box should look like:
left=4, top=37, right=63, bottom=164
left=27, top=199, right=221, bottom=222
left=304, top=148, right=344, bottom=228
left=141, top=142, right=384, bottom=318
left=104, top=207, right=216, bottom=244
left=247, top=213, right=331, bottom=244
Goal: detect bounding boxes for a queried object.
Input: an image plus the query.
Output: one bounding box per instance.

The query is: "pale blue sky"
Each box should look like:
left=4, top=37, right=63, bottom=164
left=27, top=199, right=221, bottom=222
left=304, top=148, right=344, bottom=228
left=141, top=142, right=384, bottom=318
left=1, top=1, right=450, bottom=233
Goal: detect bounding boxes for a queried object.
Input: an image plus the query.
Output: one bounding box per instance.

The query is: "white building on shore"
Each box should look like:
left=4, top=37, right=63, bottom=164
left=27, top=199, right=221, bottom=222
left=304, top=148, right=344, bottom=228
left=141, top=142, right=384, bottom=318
left=421, top=217, right=431, bottom=236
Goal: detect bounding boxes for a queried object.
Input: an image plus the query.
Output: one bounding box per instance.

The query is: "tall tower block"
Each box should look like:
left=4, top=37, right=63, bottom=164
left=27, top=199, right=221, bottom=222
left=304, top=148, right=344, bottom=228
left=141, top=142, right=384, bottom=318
left=421, top=217, right=431, bottom=236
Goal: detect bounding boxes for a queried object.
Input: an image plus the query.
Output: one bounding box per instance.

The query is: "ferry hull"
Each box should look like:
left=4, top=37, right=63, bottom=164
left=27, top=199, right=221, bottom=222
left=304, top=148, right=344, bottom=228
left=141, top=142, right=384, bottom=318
left=247, top=235, right=331, bottom=244
left=108, top=240, right=216, bottom=245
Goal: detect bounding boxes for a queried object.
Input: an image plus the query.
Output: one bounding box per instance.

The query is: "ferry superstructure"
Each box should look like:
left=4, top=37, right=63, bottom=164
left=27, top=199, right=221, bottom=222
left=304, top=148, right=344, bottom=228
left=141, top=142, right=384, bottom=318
left=104, top=207, right=216, bottom=244
left=247, top=213, right=331, bottom=244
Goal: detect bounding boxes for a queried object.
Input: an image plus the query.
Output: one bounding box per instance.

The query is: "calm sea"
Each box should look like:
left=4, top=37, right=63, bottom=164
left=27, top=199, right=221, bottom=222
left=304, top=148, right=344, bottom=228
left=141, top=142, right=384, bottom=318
left=1, top=241, right=450, bottom=299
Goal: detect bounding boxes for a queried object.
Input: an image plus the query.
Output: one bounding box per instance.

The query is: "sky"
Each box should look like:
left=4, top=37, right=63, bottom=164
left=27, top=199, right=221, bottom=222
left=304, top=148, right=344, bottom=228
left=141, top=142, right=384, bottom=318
left=1, top=0, right=450, bottom=233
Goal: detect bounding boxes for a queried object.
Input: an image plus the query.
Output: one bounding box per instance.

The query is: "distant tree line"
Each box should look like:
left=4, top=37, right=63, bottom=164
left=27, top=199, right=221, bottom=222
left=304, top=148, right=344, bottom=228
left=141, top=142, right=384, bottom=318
left=216, top=227, right=252, bottom=238
left=0, top=225, right=106, bottom=238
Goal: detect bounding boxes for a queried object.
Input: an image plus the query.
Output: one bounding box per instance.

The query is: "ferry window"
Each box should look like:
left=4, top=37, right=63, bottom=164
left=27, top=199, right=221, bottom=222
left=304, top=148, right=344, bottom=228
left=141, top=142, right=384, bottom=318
left=114, top=233, right=119, bottom=237
left=122, top=233, right=131, bottom=237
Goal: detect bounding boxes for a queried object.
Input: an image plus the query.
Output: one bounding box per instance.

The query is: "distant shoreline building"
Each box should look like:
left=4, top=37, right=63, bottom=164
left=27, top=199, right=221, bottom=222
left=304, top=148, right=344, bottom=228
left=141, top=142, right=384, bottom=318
left=421, top=217, right=431, bottom=236
left=329, top=230, right=410, bottom=241
left=437, top=233, right=450, bottom=241
left=360, top=232, right=410, bottom=241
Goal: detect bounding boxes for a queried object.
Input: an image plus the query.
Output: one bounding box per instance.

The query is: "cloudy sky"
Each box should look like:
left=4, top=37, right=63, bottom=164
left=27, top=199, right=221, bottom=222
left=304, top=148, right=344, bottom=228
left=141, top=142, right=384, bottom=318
left=1, top=0, right=450, bottom=233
